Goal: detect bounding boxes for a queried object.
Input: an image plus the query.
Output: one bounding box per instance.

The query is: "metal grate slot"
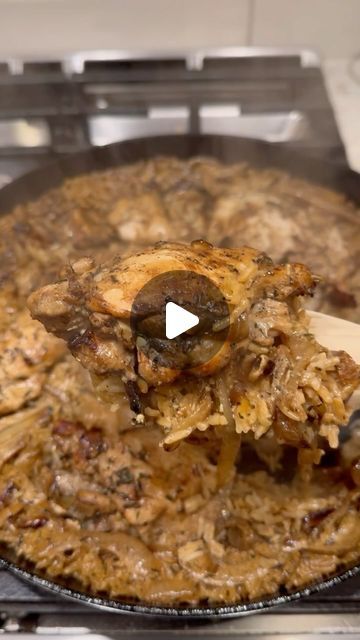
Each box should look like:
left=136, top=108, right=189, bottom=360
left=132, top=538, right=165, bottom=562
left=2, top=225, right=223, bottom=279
left=84, top=58, right=185, bottom=73
left=199, top=107, right=309, bottom=142
left=23, top=62, right=63, bottom=75
left=89, top=107, right=189, bottom=146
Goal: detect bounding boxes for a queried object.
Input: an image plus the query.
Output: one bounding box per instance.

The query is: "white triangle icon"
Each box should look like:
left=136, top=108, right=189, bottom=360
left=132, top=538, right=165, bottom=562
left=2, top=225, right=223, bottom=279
left=165, top=302, right=199, bottom=340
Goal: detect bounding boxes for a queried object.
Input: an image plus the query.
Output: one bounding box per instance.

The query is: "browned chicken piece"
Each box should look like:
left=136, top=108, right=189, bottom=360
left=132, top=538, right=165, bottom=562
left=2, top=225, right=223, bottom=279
left=108, top=193, right=172, bottom=244
left=0, top=310, right=65, bottom=417
left=27, top=241, right=314, bottom=381
left=28, top=241, right=359, bottom=460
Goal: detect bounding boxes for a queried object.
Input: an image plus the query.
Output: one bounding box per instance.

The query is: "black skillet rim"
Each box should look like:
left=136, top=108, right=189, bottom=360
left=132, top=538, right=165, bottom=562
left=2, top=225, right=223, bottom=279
left=2, top=555, right=360, bottom=618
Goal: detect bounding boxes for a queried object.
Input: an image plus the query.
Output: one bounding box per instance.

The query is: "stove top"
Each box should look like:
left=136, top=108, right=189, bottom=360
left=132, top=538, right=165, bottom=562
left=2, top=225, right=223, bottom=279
left=0, top=47, right=347, bottom=189
left=0, top=48, right=357, bottom=637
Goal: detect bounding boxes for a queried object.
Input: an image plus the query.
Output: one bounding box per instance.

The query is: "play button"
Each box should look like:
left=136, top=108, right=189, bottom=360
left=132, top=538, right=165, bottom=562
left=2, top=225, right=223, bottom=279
left=130, top=270, right=230, bottom=372
left=165, top=302, right=199, bottom=340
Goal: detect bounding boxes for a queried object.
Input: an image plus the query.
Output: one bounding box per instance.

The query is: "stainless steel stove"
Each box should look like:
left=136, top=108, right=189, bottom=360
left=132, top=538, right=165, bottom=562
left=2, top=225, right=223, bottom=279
left=0, top=47, right=348, bottom=188
left=0, top=48, right=358, bottom=637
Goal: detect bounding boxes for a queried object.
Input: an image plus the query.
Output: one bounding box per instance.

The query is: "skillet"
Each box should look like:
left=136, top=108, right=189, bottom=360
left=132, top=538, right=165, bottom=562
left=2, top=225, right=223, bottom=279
left=0, top=134, right=360, bottom=618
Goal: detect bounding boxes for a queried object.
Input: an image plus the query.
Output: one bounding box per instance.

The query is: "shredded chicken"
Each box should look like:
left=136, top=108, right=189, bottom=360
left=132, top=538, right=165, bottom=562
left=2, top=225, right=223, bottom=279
left=0, top=310, right=65, bottom=416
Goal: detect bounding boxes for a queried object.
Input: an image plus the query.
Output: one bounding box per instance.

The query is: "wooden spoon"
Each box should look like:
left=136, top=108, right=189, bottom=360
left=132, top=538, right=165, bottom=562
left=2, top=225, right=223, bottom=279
left=308, top=310, right=360, bottom=412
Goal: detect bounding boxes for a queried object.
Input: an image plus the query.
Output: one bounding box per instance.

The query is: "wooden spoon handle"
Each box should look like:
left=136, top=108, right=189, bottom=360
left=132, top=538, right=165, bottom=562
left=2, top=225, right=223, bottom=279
left=309, top=311, right=360, bottom=361
left=308, top=310, right=360, bottom=412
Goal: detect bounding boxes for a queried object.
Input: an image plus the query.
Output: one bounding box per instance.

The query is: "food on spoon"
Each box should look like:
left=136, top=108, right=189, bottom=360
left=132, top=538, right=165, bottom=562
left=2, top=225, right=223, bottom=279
left=28, top=241, right=360, bottom=467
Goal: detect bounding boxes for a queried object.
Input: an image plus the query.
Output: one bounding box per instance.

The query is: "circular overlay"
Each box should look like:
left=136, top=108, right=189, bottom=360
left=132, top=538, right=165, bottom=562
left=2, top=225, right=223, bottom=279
left=130, top=270, right=230, bottom=372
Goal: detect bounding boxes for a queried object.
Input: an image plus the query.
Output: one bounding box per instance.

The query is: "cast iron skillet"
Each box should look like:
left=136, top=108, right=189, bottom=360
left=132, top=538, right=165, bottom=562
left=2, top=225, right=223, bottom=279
left=0, top=134, right=360, bottom=618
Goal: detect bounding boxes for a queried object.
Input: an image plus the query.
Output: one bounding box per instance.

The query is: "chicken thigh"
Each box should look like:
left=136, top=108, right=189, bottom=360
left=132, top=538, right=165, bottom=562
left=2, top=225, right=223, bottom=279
left=28, top=241, right=359, bottom=462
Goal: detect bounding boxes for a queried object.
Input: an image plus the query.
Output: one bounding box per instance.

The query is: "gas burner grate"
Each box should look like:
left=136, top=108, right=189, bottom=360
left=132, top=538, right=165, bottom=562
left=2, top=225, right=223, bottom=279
left=0, top=48, right=346, bottom=185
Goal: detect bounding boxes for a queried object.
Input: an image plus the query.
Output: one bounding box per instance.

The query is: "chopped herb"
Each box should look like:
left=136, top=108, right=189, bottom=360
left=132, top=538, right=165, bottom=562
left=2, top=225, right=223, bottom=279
left=117, top=467, right=134, bottom=484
